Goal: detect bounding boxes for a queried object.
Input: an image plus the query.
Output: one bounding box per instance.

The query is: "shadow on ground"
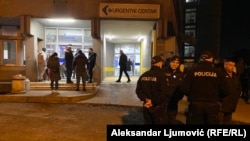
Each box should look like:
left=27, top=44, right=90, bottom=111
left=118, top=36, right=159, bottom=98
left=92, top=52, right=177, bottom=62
left=121, top=107, right=185, bottom=125
left=121, top=107, right=144, bottom=124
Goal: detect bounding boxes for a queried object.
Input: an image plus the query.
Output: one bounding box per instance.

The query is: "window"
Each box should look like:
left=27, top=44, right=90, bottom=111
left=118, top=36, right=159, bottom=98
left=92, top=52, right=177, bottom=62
left=184, top=45, right=195, bottom=58
left=186, top=0, right=197, bottom=3
left=185, top=12, right=196, bottom=24
left=58, top=28, right=83, bottom=44
left=1, top=41, right=16, bottom=65
left=185, top=29, right=196, bottom=37
left=84, top=29, right=92, bottom=44
left=45, top=28, right=57, bottom=43
left=45, top=27, right=92, bottom=62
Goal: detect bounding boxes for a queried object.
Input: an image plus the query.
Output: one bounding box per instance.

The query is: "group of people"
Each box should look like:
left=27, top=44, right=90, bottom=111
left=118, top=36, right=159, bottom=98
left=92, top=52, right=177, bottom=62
left=38, top=44, right=97, bottom=94
left=136, top=50, right=241, bottom=125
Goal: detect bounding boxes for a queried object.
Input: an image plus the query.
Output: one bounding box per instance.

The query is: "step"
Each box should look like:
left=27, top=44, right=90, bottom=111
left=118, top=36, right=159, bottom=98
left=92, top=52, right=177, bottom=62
left=29, top=82, right=97, bottom=90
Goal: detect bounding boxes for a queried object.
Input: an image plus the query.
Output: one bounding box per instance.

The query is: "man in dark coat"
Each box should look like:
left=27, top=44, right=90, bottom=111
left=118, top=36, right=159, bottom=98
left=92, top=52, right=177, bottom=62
left=64, top=44, right=74, bottom=83
left=47, top=52, right=61, bottom=94
left=220, top=58, right=241, bottom=124
left=116, top=50, right=131, bottom=83
left=73, top=50, right=88, bottom=91
left=87, top=48, right=97, bottom=83
left=162, top=55, right=184, bottom=124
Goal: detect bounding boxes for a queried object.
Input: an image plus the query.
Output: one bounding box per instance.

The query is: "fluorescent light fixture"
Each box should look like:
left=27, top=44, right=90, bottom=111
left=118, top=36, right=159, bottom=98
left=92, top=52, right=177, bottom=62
left=137, top=36, right=145, bottom=41
left=105, top=34, right=114, bottom=40
left=48, top=18, right=75, bottom=23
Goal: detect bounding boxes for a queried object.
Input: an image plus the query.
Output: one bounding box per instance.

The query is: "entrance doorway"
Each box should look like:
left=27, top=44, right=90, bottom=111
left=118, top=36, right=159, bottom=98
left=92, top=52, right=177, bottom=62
left=114, top=44, right=140, bottom=77
left=33, top=18, right=156, bottom=82
left=101, top=20, right=156, bottom=81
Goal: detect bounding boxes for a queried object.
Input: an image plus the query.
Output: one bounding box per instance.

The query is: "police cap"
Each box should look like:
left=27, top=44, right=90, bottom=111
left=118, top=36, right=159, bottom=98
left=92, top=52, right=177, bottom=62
left=151, top=55, right=163, bottom=64
left=200, top=50, right=213, bottom=60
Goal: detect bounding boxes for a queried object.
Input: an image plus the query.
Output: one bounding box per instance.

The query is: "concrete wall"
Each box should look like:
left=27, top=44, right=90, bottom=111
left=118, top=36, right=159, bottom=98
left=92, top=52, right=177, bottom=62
left=31, top=20, right=45, bottom=41
left=92, top=38, right=102, bottom=84
left=105, top=41, right=115, bottom=77
left=0, top=0, right=180, bottom=37
left=140, top=34, right=152, bottom=74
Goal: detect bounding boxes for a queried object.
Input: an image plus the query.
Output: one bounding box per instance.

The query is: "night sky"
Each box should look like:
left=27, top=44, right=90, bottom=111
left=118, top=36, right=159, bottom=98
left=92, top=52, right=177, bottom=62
left=220, top=1, right=250, bottom=61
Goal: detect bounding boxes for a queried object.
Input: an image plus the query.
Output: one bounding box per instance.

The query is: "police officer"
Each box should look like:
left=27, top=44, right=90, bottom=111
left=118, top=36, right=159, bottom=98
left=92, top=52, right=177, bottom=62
left=180, top=50, right=230, bottom=124
left=220, top=57, right=241, bottom=124
left=135, top=55, right=170, bottom=124
left=162, top=55, right=184, bottom=124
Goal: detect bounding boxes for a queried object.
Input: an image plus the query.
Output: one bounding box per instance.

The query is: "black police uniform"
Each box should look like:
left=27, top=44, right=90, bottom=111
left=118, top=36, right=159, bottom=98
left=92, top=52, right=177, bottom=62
left=136, top=66, right=170, bottom=124
left=180, top=61, right=230, bottom=124
left=162, top=66, right=184, bottom=124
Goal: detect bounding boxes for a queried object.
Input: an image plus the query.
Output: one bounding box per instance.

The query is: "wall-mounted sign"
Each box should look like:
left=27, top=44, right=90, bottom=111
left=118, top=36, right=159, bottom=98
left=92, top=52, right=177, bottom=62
left=100, top=3, right=160, bottom=19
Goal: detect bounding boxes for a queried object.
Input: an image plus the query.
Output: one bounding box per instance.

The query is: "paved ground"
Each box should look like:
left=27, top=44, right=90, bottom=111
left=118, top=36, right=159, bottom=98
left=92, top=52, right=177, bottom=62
left=0, top=78, right=250, bottom=141
left=0, top=103, right=143, bottom=141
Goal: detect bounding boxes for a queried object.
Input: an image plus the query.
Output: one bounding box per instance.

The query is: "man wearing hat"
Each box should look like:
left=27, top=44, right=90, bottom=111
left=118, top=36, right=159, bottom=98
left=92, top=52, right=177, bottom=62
left=180, top=50, right=231, bottom=124
left=162, top=55, right=184, bottom=124
left=136, top=55, right=171, bottom=124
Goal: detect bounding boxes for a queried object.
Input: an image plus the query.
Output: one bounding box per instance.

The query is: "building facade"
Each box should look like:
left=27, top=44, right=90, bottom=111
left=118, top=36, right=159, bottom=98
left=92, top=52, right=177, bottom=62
left=182, top=0, right=221, bottom=69
left=0, top=0, right=183, bottom=86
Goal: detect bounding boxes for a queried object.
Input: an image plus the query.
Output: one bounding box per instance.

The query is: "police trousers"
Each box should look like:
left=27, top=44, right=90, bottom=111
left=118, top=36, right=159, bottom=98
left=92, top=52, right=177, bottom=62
left=186, top=101, right=220, bottom=125
left=143, top=103, right=167, bottom=125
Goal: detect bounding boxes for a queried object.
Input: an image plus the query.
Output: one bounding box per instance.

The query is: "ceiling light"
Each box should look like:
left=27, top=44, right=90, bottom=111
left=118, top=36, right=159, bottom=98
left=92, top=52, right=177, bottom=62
left=48, top=18, right=75, bottom=23
left=105, top=34, right=114, bottom=40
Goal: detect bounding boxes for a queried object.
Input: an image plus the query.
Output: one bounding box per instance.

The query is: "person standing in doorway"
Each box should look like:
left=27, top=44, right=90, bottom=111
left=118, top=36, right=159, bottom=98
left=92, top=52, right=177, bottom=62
left=47, top=52, right=61, bottom=95
left=73, top=50, right=88, bottom=91
left=116, top=50, right=131, bottom=83
left=64, top=44, right=74, bottom=83
left=127, top=58, right=133, bottom=72
left=87, top=48, right=97, bottom=83
left=37, top=47, right=47, bottom=81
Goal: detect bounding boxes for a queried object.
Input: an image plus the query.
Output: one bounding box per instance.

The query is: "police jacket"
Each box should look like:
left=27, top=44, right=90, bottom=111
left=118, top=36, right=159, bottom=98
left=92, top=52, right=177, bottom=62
left=180, top=61, right=230, bottom=103
left=136, top=66, right=170, bottom=106
left=162, top=66, right=184, bottom=108
left=221, top=70, right=241, bottom=113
